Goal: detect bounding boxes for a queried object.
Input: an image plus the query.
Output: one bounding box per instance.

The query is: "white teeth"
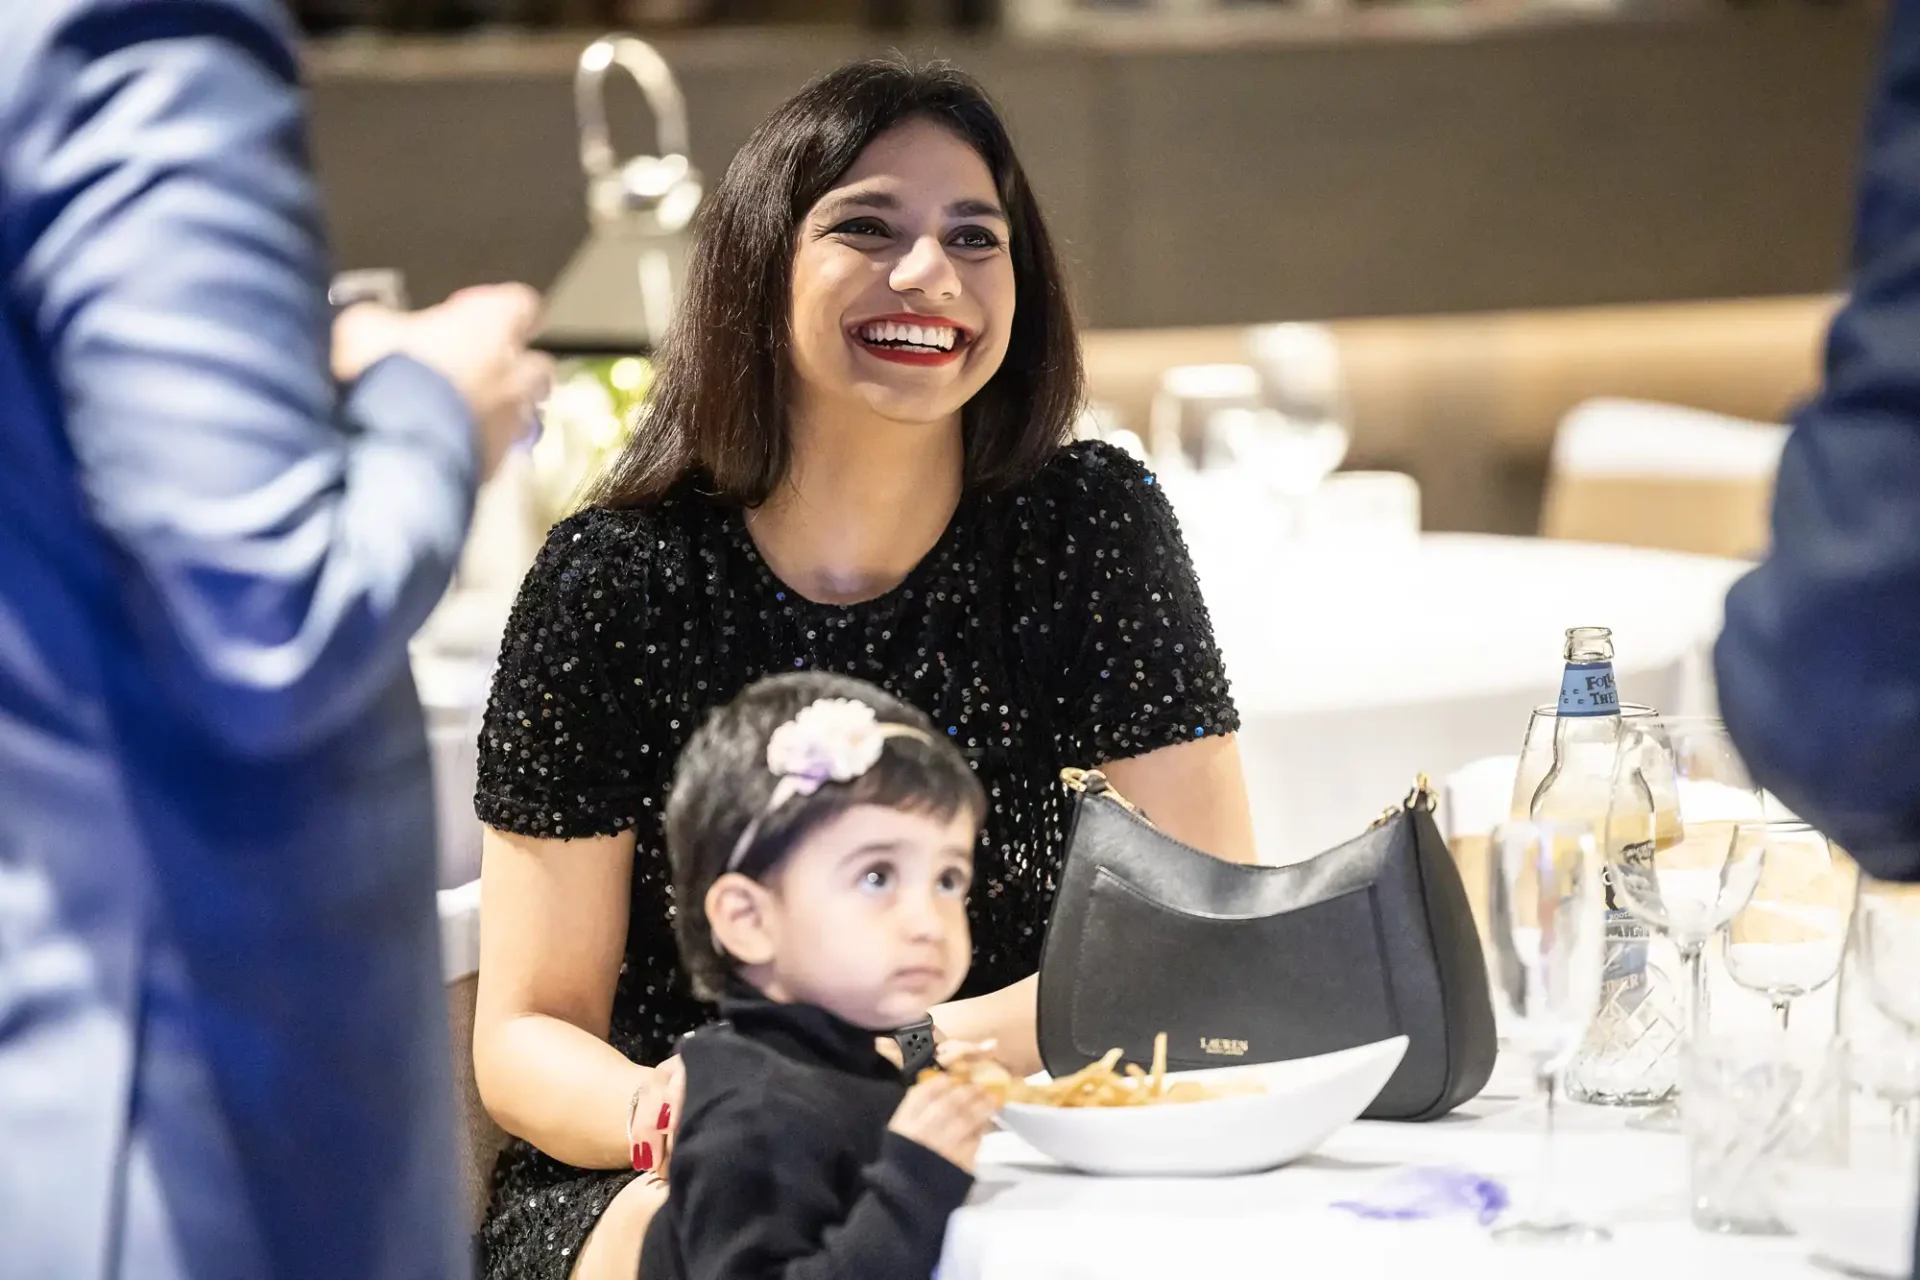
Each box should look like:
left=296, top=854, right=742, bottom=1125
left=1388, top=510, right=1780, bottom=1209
left=859, top=321, right=959, bottom=351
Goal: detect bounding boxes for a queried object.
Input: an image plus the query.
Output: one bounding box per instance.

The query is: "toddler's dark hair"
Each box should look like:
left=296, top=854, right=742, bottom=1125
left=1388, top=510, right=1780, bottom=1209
left=666, top=671, right=986, bottom=1001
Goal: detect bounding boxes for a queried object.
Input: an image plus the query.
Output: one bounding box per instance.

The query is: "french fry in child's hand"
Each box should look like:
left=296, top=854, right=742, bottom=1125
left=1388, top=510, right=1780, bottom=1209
left=934, top=1037, right=1000, bottom=1069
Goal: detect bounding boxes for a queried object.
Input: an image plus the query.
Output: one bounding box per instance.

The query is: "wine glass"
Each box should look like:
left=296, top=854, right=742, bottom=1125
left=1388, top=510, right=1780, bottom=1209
left=1855, top=873, right=1920, bottom=1036
left=1723, top=822, right=1853, bottom=1030
left=1486, top=820, right=1610, bottom=1244
left=1844, top=882, right=1920, bottom=1179
left=1603, top=716, right=1765, bottom=1131
left=1510, top=702, right=1658, bottom=823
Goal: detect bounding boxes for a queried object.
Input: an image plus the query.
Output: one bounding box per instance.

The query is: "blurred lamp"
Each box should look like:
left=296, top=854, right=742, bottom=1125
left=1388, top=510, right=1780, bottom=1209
left=535, top=34, right=703, bottom=357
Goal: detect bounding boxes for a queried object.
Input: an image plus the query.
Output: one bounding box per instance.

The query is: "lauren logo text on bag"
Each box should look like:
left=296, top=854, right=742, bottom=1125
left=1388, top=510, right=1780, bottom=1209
left=1199, top=1037, right=1249, bottom=1057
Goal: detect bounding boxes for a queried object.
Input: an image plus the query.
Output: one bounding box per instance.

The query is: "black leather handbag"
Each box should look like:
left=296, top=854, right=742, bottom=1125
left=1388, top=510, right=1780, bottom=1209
left=1036, top=768, right=1497, bottom=1121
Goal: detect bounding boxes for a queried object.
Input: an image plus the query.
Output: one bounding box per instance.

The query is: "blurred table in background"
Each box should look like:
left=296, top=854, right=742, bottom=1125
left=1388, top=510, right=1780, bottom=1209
left=1176, top=527, right=1750, bottom=864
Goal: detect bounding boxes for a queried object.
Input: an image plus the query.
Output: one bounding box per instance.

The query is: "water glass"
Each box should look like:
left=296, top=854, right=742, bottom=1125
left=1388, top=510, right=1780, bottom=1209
left=1512, top=702, right=1683, bottom=1105
left=1855, top=873, right=1920, bottom=1035
left=1486, top=820, right=1610, bottom=1244
left=1604, top=715, right=1765, bottom=1130
left=1148, top=363, right=1262, bottom=469
left=1509, top=702, right=1658, bottom=826
left=1723, top=822, right=1852, bottom=1029
left=1681, top=1035, right=1850, bottom=1235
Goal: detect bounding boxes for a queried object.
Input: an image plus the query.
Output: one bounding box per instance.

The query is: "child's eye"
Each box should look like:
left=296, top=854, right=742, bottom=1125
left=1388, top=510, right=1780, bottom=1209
left=860, top=864, right=894, bottom=892
left=937, top=868, right=971, bottom=895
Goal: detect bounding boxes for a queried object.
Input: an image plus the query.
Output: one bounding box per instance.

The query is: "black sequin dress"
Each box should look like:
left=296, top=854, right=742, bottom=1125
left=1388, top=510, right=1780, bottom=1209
left=472, top=441, right=1238, bottom=1278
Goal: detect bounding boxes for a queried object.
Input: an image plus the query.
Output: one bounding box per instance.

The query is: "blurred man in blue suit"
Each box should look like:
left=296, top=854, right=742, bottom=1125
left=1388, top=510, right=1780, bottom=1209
left=0, top=2, right=549, bottom=1276
left=1718, top=2, right=1920, bottom=1273
left=1717, top=2, right=1920, bottom=897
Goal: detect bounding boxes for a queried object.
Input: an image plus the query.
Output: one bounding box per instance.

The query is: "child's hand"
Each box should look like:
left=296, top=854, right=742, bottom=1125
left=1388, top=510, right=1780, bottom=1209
left=887, top=1074, right=1001, bottom=1174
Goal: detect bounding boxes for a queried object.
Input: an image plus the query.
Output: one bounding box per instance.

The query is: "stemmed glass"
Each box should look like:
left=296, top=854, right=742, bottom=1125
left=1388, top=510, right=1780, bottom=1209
left=1486, top=820, right=1611, bottom=1244
left=1722, top=822, right=1853, bottom=1030
left=1845, top=874, right=1920, bottom=1171
left=1603, top=716, right=1766, bottom=1131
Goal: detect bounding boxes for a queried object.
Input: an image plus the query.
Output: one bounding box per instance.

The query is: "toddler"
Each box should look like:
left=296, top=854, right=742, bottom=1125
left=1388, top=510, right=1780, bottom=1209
left=639, top=672, right=1002, bottom=1279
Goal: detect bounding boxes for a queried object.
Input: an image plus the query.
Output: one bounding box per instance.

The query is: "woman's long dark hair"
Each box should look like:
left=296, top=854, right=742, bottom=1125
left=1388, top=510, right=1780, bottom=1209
left=588, top=58, right=1083, bottom=510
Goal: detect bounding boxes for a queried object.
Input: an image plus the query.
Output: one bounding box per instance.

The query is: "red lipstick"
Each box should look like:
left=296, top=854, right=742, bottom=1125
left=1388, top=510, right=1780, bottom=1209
left=849, top=313, right=971, bottom=367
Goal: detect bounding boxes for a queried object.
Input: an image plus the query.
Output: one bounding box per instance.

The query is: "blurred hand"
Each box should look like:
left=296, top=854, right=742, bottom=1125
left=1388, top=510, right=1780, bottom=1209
left=332, top=283, right=553, bottom=481
left=886, top=1073, right=1000, bottom=1174
left=934, top=1038, right=1000, bottom=1071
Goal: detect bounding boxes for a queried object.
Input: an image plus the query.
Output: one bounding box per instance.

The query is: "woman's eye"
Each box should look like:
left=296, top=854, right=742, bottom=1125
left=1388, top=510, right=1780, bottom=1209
left=951, top=226, right=1003, bottom=251
left=833, top=218, right=889, bottom=240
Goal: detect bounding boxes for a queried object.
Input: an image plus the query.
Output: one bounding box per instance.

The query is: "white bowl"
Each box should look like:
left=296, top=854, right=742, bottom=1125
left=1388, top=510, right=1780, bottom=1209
left=996, top=1036, right=1408, bottom=1177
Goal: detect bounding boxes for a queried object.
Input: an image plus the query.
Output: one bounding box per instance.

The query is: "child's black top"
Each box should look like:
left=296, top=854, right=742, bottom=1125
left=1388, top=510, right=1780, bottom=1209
left=638, top=987, right=974, bottom=1280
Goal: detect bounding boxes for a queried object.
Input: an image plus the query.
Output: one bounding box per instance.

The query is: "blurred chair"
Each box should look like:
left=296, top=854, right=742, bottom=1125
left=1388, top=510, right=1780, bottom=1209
left=441, top=882, right=506, bottom=1229
left=1539, top=398, right=1789, bottom=559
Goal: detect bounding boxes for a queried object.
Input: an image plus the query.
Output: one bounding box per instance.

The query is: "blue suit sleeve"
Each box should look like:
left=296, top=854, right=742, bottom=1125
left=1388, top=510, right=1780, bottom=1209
left=1714, top=0, right=1920, bottom=880
left=1, top=0, right=478, bottom=758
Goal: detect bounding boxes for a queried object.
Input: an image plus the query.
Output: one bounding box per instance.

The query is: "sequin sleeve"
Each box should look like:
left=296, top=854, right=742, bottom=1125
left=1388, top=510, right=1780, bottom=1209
left=1045, top=443, right=1239, bottom=765
left=475, top=510, right=649, bottom=839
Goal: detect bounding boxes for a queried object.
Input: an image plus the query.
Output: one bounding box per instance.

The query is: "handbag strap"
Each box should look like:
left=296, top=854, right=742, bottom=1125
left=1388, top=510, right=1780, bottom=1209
left=1368, top=774, right=1437, bottom=831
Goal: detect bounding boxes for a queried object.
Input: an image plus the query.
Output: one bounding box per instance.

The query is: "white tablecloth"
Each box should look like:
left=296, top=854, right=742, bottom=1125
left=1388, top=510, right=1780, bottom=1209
left=941, top=1058, right=1858, bottom=1280
left=1187, top=533, right=1752, bottom=863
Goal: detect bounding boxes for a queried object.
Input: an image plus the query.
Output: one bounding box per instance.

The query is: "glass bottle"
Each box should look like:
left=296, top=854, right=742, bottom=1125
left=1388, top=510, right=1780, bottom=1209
left=1527, top=627, right=1681, bottom=1106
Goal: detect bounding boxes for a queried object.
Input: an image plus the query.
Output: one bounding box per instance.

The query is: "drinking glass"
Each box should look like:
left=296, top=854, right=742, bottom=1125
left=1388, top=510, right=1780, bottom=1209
left=1510, top=702, right=1658, bottom=823
left=1855, top=873, right=1920, bottom=1037
left=1603, top=716, right=1765, bottom=1130
left=1723, top=822, right=1853, bottom=1030
left=1244, top=322, right=1353, bottom=504
left=1515, top=703, right=1683, bottom=1107
left=1486, top=820, right=1610, bottom=1244
left=1681, top=1034, right=1850, bottom=1235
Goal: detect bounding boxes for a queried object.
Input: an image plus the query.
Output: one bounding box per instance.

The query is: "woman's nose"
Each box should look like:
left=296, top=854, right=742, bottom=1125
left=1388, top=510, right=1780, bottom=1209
left=889, top=234, right=961, bottom=301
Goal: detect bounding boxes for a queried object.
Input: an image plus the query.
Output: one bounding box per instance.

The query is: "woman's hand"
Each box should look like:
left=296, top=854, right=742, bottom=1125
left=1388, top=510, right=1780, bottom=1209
left=652, top=1055, right=685, bottom=1179
left=932, top=975, right=1041, bottom=1079
left=886, top=1074, right=1001, bottom=1174
left=472, top=827, right=653, bottom=1170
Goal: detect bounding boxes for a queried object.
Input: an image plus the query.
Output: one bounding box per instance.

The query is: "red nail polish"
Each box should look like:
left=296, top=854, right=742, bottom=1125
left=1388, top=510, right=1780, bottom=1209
left=636, top=1141, right=655, bottom=1172
left=656, top=1103, right=672, bottom=1131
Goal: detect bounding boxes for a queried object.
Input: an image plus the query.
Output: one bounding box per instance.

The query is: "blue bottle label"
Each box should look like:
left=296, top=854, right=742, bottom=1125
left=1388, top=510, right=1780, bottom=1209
left=1602, top=908, right=1649, bottom=986
left=1557, top=661, right=1619, bottom=717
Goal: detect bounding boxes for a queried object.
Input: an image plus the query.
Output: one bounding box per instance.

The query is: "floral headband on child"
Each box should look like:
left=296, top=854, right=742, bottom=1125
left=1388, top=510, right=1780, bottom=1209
left=725, top=697, right=936, bottom=871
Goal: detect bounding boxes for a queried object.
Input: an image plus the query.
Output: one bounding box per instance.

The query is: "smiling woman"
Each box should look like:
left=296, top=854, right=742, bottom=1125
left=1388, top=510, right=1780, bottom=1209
left=469, top=59, right=1255, bottom=1280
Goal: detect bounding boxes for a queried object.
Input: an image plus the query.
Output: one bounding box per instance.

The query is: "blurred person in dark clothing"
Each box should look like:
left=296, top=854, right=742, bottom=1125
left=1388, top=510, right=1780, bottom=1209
left=1717, top=0, right=1920, bottom=889
left=1717, top=3, right=1920, bottom=1271
left=0, top=2, right=549, bottom=1277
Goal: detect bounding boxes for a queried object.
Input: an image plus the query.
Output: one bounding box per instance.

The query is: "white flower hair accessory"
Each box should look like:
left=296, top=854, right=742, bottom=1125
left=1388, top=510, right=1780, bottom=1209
left=725, top=697, right=934, bottom=870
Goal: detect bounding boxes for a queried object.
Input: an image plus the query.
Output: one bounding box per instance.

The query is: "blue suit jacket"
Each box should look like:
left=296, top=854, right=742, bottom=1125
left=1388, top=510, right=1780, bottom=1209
left=1717, top=10, right=1920, bottom=1271
left=0, top=3, right=474, bottom=1277
left=1717, top=0, right=1920, bottom=885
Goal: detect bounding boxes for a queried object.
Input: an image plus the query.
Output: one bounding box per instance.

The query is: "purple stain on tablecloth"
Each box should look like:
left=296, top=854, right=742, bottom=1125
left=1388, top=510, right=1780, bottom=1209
left=1331, top=1166, right=1509, bottom=1226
